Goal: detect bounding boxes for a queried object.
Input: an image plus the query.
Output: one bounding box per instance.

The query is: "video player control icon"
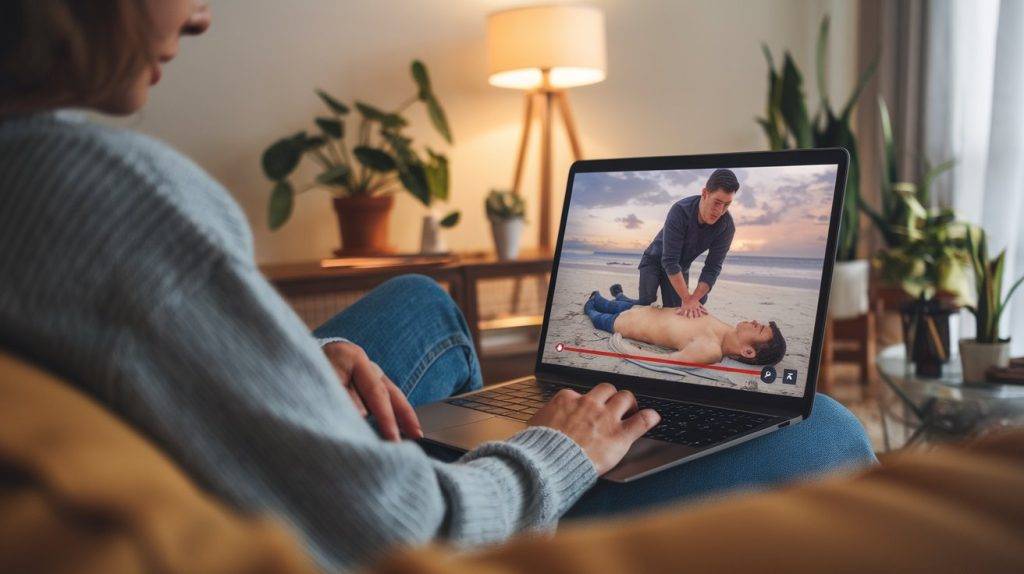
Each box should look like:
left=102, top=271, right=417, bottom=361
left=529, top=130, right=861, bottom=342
left=555, top=343, right=564, bottom=352
left=783, top=369, right=798, bottom=384
left=760, top=366, right=777, bottom=384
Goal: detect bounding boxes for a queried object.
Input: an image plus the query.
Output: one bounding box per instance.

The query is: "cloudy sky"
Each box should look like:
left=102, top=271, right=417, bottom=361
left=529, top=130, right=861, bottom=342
left=563, top=164, right=839, bottom=258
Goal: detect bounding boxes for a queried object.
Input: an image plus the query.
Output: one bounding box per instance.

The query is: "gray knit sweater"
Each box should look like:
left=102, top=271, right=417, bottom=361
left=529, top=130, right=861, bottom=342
left=0, top=112, right=597, bottom=571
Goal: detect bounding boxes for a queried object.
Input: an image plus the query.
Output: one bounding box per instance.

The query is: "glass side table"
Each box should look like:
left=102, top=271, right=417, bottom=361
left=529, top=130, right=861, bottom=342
left=875, top=345, right=1024, bottom=450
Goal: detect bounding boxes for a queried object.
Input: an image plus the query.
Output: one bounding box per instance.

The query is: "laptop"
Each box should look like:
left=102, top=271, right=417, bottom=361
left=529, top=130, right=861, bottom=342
left=416, top=148, right=849, bottom=482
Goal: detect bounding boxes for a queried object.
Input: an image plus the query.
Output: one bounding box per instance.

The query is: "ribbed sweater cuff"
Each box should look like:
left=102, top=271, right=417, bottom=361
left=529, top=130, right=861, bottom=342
left=450, top=426, right=597, bottom=540
left=316, top=336, right=351, bottom=348
left=504, top=425, right=598, bottom=517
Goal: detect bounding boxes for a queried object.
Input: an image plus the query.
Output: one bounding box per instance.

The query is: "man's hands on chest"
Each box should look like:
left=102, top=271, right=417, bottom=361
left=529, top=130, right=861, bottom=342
left=322, top=341, right=423, bottom=441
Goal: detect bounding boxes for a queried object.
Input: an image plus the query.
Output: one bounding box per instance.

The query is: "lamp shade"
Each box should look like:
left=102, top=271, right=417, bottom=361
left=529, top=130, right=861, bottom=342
left=487, top=5, right=606, bottom=90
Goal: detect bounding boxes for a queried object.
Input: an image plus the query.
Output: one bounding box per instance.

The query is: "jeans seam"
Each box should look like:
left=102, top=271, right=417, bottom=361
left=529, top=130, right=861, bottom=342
left=401, top=333, right=474, bottom=398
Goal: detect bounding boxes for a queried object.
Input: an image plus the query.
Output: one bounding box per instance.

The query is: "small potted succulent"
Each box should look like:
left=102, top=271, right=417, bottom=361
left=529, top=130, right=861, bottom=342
left=261, top=60, right=459, bottom=256
left=486, top=190, right=526, bottom=260
left=960, top=227, right=1024, bottom=383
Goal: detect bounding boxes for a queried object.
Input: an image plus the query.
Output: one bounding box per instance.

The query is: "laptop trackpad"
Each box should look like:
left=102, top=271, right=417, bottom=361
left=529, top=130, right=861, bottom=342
left=417, top=402, right=494, bottom=431
left=428, top=417, right=528, bottom=451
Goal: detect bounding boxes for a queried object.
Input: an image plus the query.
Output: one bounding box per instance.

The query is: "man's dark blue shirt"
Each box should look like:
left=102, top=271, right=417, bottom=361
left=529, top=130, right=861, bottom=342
left=643, top=195, right=735, bottom=291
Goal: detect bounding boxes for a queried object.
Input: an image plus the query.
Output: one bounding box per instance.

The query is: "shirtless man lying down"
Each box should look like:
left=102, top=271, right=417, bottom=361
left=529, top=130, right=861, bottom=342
left=583, top=289, right=787, bottom=366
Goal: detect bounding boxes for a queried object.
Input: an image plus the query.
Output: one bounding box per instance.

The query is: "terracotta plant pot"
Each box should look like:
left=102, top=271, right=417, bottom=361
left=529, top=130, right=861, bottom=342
left=332, top=195, right=394, bottom=257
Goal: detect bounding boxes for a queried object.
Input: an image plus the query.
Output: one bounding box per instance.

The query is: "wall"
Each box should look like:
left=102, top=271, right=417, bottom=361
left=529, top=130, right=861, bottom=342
left=108, top=0, right=857, bottom=264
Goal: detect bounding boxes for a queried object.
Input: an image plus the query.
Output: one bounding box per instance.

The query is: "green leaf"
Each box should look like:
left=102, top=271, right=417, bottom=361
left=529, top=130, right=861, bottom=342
left=761, top=43, right=775, bottom=71
left=315, top=117, right=343, bottom=139
left=920, top=158, right=955, bottom=205
left=815, top=15, right=831, bottom=114
left=355, top=102, right=408, bottom=129
left=424, top=148, right=449, bottom=201
left=261, top=134, right=303, bottom=180
left=411, top=60, right=432, bottom=100
left=268, top=181, right=293, bottom=230
left=353, top=146, right=397, bottom=172
left=840, top=48, right=880, bottom=121
left=315, top=164, right=350, bottom=186
left=878, top=96, right=896, bottom=201
left=425, top=94, right=453, bottom=144
left=779, top=53, right=813, bottom=147
left=397, top=162, right=431, bottom=207
left=439, top=210, right=460, bottom=228
left=303, top=135, right=327, bottom=150
left=315, top=89, right=350, bottom=115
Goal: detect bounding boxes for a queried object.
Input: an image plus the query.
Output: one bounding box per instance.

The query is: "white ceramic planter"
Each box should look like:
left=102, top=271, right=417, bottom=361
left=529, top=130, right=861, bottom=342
left=829, top=259, right=870, bottom=320
left=419, top=212, right=449, bottom=255
left=490, top=216, right=524, bottom=260
left=959, top=339, right=1010, bottom=384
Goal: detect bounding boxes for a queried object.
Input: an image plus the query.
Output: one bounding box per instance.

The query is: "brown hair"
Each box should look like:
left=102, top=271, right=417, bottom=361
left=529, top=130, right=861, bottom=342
left=705, top=168, right=740, bottom=194
left=0, top=0, right=153, bottom=113
left=735, top=321, right=787, bottom=366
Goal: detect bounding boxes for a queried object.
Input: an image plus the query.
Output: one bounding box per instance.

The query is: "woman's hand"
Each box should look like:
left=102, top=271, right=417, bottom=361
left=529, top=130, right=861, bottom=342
left=322, top=341, right=422, bottom=441
left=528, top=383, right=660, bottom=475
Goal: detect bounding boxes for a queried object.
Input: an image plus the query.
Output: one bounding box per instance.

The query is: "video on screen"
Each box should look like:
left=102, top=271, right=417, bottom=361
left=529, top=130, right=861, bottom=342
left=540, top=164, right=839, bottom=397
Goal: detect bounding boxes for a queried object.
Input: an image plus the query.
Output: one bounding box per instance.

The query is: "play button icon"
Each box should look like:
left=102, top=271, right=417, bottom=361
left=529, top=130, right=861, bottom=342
left=760, top=366, right=777, bottom=384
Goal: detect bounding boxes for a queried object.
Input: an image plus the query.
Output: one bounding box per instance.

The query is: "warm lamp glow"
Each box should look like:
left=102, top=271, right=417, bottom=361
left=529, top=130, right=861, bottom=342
left=487, top=5, right=607, bottom=90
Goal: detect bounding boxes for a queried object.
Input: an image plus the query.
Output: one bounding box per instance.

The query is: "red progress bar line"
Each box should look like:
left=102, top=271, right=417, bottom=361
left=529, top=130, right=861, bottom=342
left=557, top=344, right=762, bottom=376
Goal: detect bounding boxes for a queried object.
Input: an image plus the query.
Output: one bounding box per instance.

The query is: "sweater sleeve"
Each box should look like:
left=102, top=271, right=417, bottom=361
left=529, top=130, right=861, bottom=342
left=116, top=254, right=597, bottom=571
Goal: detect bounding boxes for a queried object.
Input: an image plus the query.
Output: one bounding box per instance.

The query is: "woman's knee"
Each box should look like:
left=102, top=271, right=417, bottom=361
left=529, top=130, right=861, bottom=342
left=377, top=274, right=448, bottom=304
left=807, top=393, right=876, bottom=465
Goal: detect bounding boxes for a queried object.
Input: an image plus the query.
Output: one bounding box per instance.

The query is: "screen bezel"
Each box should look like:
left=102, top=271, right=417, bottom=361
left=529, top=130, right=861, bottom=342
left=533, top=148, right=849, bottom=419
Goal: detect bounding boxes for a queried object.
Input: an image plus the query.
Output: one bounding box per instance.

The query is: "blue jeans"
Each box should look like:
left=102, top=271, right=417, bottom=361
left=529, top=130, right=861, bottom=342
left=585, top=291, right=636, bottom=333
left=314, top=274, right=877, bottom=521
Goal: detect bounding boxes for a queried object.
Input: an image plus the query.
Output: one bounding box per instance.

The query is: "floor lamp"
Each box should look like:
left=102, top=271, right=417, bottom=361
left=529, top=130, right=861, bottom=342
left=487, top=5, right=607, bottom=251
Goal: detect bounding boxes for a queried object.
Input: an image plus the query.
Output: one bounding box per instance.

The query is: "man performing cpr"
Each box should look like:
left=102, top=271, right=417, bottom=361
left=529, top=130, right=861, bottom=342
left=584, top=290, right=787, bottom=367
left=630, top=168, right=739, bottom=318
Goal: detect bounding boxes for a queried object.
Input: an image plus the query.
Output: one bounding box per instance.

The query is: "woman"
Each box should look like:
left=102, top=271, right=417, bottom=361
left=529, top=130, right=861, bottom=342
left=0, top=1, right=875, bottom=571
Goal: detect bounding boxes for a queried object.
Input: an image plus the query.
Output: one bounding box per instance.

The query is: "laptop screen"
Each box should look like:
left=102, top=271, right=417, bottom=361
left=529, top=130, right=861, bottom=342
left=539, top=163, right=840, bottom=398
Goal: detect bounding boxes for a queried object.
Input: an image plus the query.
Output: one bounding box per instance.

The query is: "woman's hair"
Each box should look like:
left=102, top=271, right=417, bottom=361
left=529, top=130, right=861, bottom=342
left=0, top=0, right=153, bottom=113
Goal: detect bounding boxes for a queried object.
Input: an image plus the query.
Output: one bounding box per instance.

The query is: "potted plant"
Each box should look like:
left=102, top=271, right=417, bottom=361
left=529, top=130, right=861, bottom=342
left=960, top=227, right=1024, bottom=383
left=861, top=96, right=956, bottom=311
left=261, top=60, right=459, bottom=256
left=486, top=190, right=526, bottom=260
left=758, top=15, right=879, bottom=320
left=874, top=207, right=972, bottom=377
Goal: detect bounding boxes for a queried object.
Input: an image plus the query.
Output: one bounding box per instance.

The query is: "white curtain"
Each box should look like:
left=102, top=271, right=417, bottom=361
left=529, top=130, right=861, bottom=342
left=925, top=0, right=1024, bottom=352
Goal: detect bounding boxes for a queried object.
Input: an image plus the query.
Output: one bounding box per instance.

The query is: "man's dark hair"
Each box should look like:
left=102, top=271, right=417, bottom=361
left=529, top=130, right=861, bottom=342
left=735, top=321, right=787, bottom=366
left=705, top=168, right=740, bottom=194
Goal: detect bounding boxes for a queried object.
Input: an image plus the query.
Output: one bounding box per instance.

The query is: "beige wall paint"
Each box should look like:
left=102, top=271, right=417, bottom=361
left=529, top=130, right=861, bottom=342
left=108, top=0, right=857, bottom=264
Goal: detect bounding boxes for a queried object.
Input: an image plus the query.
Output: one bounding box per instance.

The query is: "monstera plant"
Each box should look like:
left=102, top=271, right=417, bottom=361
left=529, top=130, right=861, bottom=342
left=261, top=60, right=459, bottom=255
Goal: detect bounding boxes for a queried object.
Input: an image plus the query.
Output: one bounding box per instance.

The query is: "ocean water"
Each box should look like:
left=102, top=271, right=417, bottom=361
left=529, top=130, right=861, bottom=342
left=558, top=249, right=824, bottom=290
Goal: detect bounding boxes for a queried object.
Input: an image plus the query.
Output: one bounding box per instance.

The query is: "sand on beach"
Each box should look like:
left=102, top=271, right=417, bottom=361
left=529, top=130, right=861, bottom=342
left=540, top=264, right=821, bottom=398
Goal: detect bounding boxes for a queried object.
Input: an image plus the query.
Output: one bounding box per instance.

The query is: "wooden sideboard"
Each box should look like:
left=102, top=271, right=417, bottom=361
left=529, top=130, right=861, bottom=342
left=261, top=250, right=553, bottom=383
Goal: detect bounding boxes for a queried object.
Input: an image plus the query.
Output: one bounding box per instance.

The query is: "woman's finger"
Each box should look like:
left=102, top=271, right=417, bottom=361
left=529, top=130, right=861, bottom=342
left=607, top=389, right=639, bottom=418
left=347, top=386, right=368, bottom=417
left=385, top=378, right=423, bottom=439
left=352, top=358, right=400, bottom=441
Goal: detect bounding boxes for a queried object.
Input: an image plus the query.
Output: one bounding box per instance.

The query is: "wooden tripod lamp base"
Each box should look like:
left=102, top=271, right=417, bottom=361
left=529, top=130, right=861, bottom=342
left=510, top=88, right=584, bottom=251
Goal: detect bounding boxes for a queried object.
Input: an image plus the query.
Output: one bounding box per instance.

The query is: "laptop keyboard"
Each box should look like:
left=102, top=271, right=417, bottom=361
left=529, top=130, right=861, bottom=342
left=446, top=380, right=780, bottom=448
